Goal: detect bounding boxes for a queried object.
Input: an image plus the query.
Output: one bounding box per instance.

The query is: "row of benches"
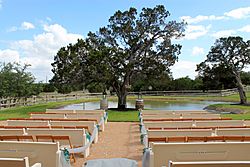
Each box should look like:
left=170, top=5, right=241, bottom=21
left=0, top=109, right=107, bottom=167
left=140, top=110, right=250, bottom=167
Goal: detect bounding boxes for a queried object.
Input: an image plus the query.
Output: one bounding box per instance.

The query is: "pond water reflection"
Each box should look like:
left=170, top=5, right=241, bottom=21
left=60, top=99, right=222, bottom=111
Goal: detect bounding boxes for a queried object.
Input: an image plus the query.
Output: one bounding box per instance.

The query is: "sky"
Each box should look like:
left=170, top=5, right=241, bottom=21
left=0, top=0, right=250, bottom=82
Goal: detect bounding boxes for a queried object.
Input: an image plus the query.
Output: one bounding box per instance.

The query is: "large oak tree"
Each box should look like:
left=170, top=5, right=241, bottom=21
left=51, top=5, right=185, bottom=109
left=197, top=36, right=250, bottom=104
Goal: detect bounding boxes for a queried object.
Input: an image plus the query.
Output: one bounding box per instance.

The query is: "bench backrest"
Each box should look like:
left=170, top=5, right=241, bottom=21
left=46, top=109, right=75, bottom=113
left=30, top=114, right=65, bottom=119
left=142, top=115, right=181, bottom=119
left=0, top=141, right=59, bottom=167
left=50, top=121, right=96, bottom=133
left=216, top=128, right=250, bottom=136
left=195, top=120, right=244, bottom=127
left=0, top=157, right=30, bottom=167
left=168, top=161, right=250, bottom=167
left=148, top=129, right=213, bottom=138
left=0, top=129, right=25, bottom=135
left=26, top=129, right=86, bottom=146
left=144, top=121, right=194, bottom=129
left=7, top=120, right=49, bottom=126
left=46, top=109, right=105, bottom=114
left=66, top=114, right=102, bottom=121
left=151, top=142, right=250, bottom=167
left=182, top=114, right=221, bottom=119
left=142, top=110, right=208, bottom=114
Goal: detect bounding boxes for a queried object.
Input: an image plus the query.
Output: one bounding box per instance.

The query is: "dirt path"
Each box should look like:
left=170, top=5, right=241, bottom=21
left=73, top=122, right=143, bottom=167
left=0, top=120, right=143, bottom=166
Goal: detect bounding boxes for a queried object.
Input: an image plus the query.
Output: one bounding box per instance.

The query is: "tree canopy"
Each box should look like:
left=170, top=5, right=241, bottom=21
left=51, top=5, right=185, bottom=109
left=0, top=62, right=41, bottom=99
left=197, top=36, right=250, bottom=104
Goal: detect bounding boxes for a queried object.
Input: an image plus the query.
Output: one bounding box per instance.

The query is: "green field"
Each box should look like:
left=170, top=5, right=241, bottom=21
left=0, top=98, right=99, bottom=120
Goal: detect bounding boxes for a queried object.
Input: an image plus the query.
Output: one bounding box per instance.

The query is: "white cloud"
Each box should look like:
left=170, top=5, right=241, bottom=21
left=225, top=7, right=250, bottom=19
left=10, top=24, right=83, bottom=81
left=7, top=21, right=35, bottom=32
left=211, top=29, right=237, bottom=38
left=181, top=15, right=225, bottom=24
left=7, top=26, right=18, bottom=32
left=21, top=21, right=35, bottom=30
left=192, top=46, right=204, bottom=56
left=171, top=60, right=198, bottom=79
left=211, top=24, right=250, bottom=39
left=184, top=25, right=211, bottom=40
left=0, top=0, right=2, bottom=9
left=180, top=6, right=250, bottom=25
left=0, top=49, right=20, bottom=63
left=238, top=25, right=250, bottom=32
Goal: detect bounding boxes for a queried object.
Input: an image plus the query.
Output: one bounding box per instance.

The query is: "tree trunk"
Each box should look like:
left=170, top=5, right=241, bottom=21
left=117, top=92, right=127, bottom=110
left=116, top=80, right=129, bottom=110
left=235, top=72, right=247, bottom=104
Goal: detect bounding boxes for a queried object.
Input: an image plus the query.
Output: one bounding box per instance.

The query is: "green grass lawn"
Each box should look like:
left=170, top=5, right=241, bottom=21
left=0, top=98, right=99, bottom=120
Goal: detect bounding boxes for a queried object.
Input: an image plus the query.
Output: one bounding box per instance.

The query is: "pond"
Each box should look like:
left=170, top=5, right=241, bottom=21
left=59, top=99, right=222, bottom=111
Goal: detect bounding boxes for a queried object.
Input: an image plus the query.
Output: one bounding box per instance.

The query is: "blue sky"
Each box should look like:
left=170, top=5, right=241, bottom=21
left=0, top=0, right=250, bottom=82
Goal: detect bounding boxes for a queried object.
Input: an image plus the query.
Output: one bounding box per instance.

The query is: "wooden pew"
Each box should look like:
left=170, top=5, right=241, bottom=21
left=142, top=114, right=221, bottom=119
left=195, top=120, right=244, bottom=127
left=0, top=157, right=41, bottom=167
left=9, top=118, right=98, bottom=122
left=147, top=129, right=213, bottom=138
left=143, top=118, right=231, bottom=122
left=50, top=121, right=98, bottom=143
left=216, top=128, right=250, bottom=136
left=144, top=121, right=194, bottom=129
left=46, top=109, right=105, bottom=114
left=141, top=110, right=209, bottom=115
left=149, top=142, right=250, bottom=167
left=26, top=128, right=89, bottom=157
left=30, top=113, right=105, bottom=131
left=0, top=129, right=25, bottom=135
left=30, top=113, right=65, bottom=119
left=146, top=129, right=213, bottom=147
left=0, top=141, right=59, bottom=167
left=7, top=120, right=49, bottom=126
left=168, top=160, right=250, bottom=167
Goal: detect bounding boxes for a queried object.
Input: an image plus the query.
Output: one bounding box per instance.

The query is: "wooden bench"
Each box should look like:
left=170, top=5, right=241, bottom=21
left=195, top=120, right=245, bottom=127
left=216, top=128, right=250, bottom=136
left=7, top=120, right=49, bottom=126
left=30, top=113, right=65, bottom=119
left=144, top=121, right=194, bottom=129
left=149, top=142, right=250, bottom=167
left=0, top=135, right=34, bottom=142
left=168, top=160, right=250, bottom=167
left=143, top=118, right=231, bottom=122
left=0, top=157, right=41, bottom=167
left=0, top=129, right=25, bottom=135
left=46, top=109, right=105, bottom=114
left=30, top=113, right=105, bottom=131
left=26, top=128, right=89, bottom=157
left=148, top=136, right=250, bottom=144
left=9, top=118, right=98, bottom=122
left=146, top=129, right=213, bottom=147
left=0, top=141, right=59, bottom=167
left=182, top=114, right=221, bottom=119
left=141, top=110, right=209, bottom=115
left=50, top=120, right=98, bottom=143
left=142, top=114, right=220, bottom=119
